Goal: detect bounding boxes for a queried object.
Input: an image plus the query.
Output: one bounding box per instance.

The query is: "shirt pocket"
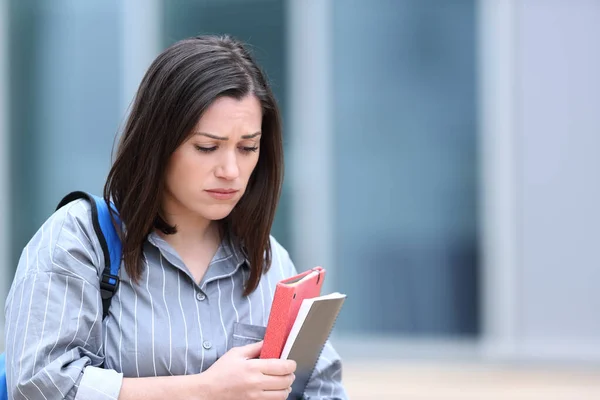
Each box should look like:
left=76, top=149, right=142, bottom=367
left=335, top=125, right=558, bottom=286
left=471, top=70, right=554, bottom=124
left=231, top=322, right=266, bottom=348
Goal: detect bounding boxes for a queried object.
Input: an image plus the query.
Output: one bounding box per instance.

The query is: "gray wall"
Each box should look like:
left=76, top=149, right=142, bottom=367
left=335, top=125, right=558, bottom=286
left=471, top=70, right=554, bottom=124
left=518, top=0, right=600, bottom=359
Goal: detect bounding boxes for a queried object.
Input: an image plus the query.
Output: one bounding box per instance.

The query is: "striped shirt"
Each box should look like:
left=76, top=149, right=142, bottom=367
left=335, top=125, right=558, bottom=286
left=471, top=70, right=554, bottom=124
left=3, top=199, right=347, bottom=399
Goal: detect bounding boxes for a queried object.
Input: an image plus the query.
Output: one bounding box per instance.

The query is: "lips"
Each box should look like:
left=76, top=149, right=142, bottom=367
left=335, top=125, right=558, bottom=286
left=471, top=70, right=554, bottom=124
left=205, top=189, right=239, bottom=200
left=206, top=189, right=238, bottom=194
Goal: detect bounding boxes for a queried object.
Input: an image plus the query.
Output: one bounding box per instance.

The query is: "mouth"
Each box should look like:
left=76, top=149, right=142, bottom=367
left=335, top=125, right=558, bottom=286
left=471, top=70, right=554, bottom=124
left=205, top=189, right=239, bottom=200
left=206, top=189, right=238, bottom=194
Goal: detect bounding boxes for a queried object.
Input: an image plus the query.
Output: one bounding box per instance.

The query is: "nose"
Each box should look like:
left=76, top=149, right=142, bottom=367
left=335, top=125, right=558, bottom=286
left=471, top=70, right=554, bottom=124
left=215, top=150, right=240, bottom=181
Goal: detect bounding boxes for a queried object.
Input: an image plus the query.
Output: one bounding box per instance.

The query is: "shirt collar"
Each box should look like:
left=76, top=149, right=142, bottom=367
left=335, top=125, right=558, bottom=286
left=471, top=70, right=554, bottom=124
left=146, top=229, right=249, bottom=286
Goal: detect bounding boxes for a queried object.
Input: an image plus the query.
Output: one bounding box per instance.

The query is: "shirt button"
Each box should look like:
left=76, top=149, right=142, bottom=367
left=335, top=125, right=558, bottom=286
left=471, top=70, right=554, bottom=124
left=202, top=341, right=212, bottom=350
left=196, top=292, right=206, bottom=301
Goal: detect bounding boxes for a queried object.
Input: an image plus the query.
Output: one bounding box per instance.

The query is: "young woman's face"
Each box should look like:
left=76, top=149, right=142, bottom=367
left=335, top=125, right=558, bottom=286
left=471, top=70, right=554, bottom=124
left=162, top=94, right=262, bottom=222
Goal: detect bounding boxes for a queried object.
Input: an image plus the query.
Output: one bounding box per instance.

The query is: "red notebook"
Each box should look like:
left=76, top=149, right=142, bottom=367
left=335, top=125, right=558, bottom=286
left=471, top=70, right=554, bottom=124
left=259, top=267, right=325, bottom=359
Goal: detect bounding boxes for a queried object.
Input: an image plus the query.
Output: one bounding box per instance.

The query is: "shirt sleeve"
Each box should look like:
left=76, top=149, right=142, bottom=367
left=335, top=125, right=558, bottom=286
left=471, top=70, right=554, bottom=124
left=302, top=341, right=348, bottom=400
left=4, top=200, right=123, bottom=400
left=269, top=237, right=349, bottom=400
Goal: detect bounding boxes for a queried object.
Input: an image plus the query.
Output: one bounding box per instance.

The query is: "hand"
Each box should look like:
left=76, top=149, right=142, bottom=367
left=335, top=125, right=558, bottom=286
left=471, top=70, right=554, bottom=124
left=197, top=341, right=297, bottom=400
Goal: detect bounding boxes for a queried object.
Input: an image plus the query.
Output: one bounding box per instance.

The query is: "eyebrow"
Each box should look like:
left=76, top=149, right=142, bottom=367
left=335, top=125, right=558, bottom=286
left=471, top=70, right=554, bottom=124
left=194, top=132, right=261, bottom=140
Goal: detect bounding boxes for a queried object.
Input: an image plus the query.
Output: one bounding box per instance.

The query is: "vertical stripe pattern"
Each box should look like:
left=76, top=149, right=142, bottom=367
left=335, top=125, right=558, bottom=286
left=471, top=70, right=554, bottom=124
left=4, top=199, right=348, bottom=399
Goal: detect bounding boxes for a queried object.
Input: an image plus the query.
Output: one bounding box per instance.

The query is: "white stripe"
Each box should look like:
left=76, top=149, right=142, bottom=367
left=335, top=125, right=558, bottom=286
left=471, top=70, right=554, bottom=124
left=64, top=229, right=97, bottom=266
left=317, top=379, right=324, bottom=397
left=232, top=334, right=262, bottom=341
left=31, top=379, right=49, bottom=400
left=177, top=272, right=189, bottom=374
left=16, top=386, right=29, bottom=400
left=331, top=367, right=340, bottom=378
left=265, top=269, right=273, bottom=301
left=79, top=382, right=118, bottom=400
left=3, top=284, right=13, bottom=367
left=259, top=275, right=266, bottom=326
left=204, top=270, right=237, bottom=283
left=66, top=280, right=86, bottom=352
left=160, top=254, right=173, bottom=372
left=47, top=276, right=69, bottom=363
left=8, top=246, right=28, bottom=357
left=48, top=218, right=53, bottom=261
left=330, top=368, right=341, bottom=397
left=217, top=279, right=228, bottom=350
left=103, top=315, right=110, bottom=358
left=43, top=368, right=65, bottom=398
left=66, top=372, right=78, bottom=384
left=19, top=274, right=37, bottom=382
left=13, top=274, right=39, bottom=398
left=32, top=272, right=53, bottom=376
left=56, top=245, right=97, bottom=274
left=274, top=241, right=285, bottom=278
left=72, top=212, right=93, bottom=243
left=118, top=281, right=123, bottom=372
left=230, top=275, right=239, bottom=323
left=83, top=286, right=100, bottom=348
left=193, top=289, right=205, bottom=373
left=241, top=268, right=253, bottom=325
left=319, top=355, right=333, bottom=377
left=154, top=236, right=168, bottom=246
left=50, top=260, right=87, bottom=282
left=38, top=225, right=44, bottom=271
left=78, top=200, right=89, bottom=216
left=209, top=254, right=233, bottom=265
left=133, top=277, right=139, bottom=377
left=144, top=253, right=157, bottom=376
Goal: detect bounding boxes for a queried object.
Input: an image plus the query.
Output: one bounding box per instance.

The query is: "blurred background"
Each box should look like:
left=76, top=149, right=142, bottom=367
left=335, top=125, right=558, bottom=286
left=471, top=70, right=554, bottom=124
left=1, top=0, right=600, bottom=398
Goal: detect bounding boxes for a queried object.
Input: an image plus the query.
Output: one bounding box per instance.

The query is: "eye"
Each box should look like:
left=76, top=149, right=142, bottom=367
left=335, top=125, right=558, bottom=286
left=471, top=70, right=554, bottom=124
left=195, top=145, right=217, bottom=153
left=240, top=146, right=259, bottom=153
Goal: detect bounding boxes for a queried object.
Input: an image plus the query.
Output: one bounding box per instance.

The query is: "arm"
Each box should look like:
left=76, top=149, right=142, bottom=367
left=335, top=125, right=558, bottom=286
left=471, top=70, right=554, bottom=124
left=4, top=201, right=217, bottom=400
left=118, top=375, right=207, bottom=400
left=4, top=201, right=123, bottom=400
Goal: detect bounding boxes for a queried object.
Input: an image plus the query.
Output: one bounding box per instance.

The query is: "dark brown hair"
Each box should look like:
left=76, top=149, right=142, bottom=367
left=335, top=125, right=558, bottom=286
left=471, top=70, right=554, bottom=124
left=104, top=35, right=283, bottom=295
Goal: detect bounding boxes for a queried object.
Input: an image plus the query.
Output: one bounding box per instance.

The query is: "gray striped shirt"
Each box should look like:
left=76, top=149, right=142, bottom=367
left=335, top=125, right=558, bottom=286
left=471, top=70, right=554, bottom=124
left=4, top=199, right=347, bottom=399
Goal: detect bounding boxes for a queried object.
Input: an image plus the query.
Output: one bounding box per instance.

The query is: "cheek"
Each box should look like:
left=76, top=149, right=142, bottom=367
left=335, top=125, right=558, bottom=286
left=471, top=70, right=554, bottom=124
left=166, top=151, right=206, bottom=193
left=243, top=154, right=260, bottom=178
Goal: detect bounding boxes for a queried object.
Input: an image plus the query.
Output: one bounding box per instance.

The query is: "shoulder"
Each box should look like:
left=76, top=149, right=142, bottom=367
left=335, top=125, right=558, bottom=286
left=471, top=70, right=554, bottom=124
left=267, top=235, right=297, bottom=279
left=269, top=235, right=288, bottom=257
left=12, top=197, right=104, bottom=284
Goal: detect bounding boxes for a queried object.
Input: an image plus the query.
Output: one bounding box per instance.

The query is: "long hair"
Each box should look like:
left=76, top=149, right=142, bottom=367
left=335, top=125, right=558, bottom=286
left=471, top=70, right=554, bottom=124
left=104, top=35, right=283, bottom=295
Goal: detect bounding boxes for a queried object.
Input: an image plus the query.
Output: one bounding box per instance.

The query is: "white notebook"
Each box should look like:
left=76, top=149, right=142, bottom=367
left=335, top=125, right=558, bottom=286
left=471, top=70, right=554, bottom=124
left=279, top=292, right=346, bottom=397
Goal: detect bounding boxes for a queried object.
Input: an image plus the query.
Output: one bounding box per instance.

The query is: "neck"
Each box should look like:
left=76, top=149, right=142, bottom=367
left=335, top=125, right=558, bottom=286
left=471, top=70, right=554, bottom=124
left=158, top=199, right=219, bottom=249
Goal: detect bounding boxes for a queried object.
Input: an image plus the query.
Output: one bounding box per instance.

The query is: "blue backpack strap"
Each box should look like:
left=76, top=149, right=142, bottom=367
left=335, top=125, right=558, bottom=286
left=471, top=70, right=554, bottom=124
left=56, top=191, right=122, bottom=319
left=0, top=352, right=6, bottom=400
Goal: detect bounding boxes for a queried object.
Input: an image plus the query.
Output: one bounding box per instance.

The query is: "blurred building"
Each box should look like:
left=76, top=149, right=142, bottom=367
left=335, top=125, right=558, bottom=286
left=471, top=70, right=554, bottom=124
left=1, top=0, right=599, bottom=371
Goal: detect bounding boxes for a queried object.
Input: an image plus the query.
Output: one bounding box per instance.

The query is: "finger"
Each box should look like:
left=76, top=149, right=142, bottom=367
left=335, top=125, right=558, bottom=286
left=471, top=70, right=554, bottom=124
left=261, top=387, right=293, bottom=400
left=260, top=373, right=296, bottom=391
left=248, top=359, right=296, bottom=376
left=233, top=340, right=263, bottom=359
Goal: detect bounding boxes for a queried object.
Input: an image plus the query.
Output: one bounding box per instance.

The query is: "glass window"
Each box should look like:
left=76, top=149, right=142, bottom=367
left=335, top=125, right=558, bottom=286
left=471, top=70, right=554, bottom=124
left=331, top=0, right=479, bottom=336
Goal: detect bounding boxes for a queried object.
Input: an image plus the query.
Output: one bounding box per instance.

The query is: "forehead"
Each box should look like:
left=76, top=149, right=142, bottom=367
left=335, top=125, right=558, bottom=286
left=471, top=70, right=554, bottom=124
left=195, top=95, right=262, bottom=132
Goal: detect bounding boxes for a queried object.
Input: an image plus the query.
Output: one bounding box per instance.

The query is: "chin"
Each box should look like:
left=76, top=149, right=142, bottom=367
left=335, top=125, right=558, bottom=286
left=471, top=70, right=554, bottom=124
left=200, top=205, right=236, bottom=221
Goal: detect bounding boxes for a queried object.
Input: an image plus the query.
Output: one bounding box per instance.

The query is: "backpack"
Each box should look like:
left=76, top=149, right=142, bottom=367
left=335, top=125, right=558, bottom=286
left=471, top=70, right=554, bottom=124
left=0, top=191, right=123, bottom=400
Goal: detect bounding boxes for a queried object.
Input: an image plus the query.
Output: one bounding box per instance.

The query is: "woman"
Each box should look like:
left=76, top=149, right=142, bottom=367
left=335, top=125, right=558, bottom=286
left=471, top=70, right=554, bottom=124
left=4, top=35, right=347, bottom=400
